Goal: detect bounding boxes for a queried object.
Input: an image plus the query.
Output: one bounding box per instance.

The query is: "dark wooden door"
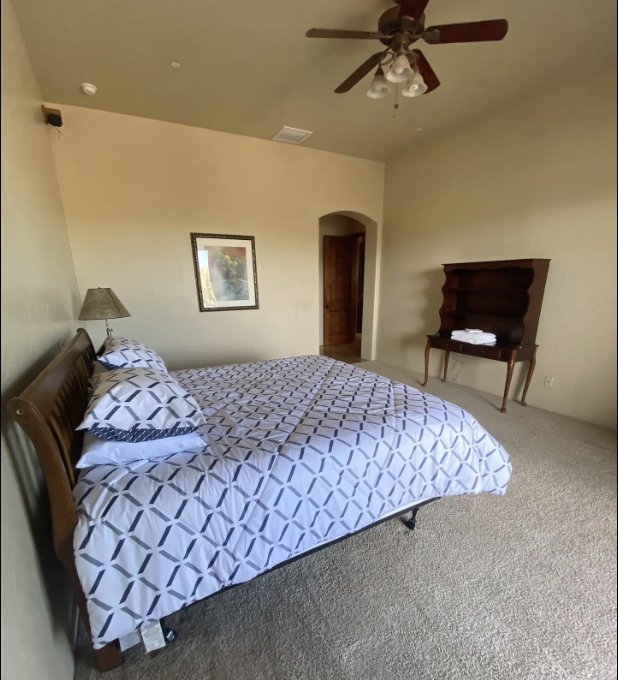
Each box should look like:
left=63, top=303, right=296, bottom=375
left=324, top=235, right=358, bottom=346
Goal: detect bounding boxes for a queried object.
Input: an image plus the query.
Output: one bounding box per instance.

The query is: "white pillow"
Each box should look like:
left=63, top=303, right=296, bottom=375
left=77, top=432, right=206, bottom=468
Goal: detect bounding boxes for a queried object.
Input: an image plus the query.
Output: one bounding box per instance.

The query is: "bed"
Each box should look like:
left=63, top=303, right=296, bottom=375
left=8, top=330, right=512, bottom=671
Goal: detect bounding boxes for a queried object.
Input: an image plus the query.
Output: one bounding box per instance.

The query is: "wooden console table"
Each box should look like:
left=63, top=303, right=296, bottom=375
left=423, top=336, right=537, bottom=414
left=422, top=259, right=550, bottom=414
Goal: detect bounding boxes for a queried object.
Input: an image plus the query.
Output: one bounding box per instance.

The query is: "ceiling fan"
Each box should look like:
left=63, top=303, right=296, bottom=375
left=306, top=0, right=508, bottom=101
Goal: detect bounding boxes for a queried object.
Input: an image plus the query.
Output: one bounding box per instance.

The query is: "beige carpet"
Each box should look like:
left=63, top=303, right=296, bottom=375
left=74, top=362, right=617, bottom=680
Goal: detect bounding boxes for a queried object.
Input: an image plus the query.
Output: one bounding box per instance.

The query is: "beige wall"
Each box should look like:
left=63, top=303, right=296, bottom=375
left=1, top=0, right=81, bottom=678
left=378, top=68, right=618, bottom=430
left=50, top=106, right=385, bottom=369
left=318, top=214, right=366, bottom=347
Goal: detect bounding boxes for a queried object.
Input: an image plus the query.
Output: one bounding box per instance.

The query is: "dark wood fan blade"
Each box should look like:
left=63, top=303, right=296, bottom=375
left=306, top=28, right=389, bottom=40
left=424, top=19, right=509, bottom=44
left=398, top=0, right=431, bottom=21
left=335, top=51, right=388, bottom=94
left=411, top=50, right=441, bottom=93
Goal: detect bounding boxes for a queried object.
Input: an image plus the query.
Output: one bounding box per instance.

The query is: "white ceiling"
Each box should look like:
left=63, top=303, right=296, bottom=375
left=12, top=0, right=618, bottom=161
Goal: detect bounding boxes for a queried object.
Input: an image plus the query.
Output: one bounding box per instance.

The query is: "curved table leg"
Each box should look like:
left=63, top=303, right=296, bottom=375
left=442, top=350, right=451, bottom=383
left=521, top=348, right=537, bottom=407
left=422, top=337, right=431, bottom=387
left=501, top=351, right=517, bottom=414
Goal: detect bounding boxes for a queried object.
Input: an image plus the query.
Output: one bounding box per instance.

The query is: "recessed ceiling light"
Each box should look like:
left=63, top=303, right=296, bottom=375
left=170, top=61, right=182, bottom=69
left=416, top=127, right=424, bottom=132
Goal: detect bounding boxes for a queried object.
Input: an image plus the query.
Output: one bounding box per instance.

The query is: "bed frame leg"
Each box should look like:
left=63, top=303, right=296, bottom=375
left=95, top=641, right=123, bottom=672
left=162, top=619, right=178, bottom=643
left=65, top=566, right=124, bottom=671
left=401, top=507, right=421, bottom=531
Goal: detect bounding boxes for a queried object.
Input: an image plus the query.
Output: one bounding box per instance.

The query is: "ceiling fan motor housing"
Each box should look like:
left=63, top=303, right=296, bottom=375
left=378, top=7, right=425, bottom=47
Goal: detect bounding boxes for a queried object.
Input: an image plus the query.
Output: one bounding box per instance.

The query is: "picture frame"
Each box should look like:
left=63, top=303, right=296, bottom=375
left=191, top=233, right=259, bottom=312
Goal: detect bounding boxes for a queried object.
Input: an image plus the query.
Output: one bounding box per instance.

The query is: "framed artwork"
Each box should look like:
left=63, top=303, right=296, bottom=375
left=191, top=233, right=259, bottom=312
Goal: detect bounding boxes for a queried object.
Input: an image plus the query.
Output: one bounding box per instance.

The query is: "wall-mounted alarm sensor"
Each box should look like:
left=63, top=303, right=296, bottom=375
left=42, top=106, right=63, bottom=128
left=81, top=83, right=98, bottom=96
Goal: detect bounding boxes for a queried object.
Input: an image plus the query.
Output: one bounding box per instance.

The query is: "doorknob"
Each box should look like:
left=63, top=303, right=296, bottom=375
left=325, top=305, right=330, bottom=310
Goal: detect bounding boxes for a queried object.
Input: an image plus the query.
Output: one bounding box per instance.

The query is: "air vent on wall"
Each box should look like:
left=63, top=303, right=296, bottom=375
left=273, top=127, right=314, bottom=145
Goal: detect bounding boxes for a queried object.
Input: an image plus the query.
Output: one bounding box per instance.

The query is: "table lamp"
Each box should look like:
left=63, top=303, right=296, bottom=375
left=78, top=288, right=131, bottom=337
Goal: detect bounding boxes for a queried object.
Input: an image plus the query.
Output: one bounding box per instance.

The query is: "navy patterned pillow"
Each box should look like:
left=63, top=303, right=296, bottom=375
left=98, top=336, right=167, bottom=373
left=78, top=368, right=205, bottom=442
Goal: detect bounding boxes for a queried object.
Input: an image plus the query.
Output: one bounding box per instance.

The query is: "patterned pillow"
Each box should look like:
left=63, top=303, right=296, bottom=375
left=98, top=336, right=167, bottom=373
left=78, top=368, right=205, bottom=442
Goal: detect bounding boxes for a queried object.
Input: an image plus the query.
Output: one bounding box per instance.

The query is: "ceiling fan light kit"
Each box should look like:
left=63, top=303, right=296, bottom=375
left=306, top=0, right=508, bottom=108
left=367, top=67, right=391, bottom=100
left=402, top=71, right=428, bottom=98
left=386, top=52, right=415, bottom=84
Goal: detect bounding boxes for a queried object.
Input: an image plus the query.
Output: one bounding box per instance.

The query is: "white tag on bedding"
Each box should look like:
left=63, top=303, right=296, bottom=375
left=119, top=630, right=142, bottom=651
left=141, top=621, right=166, bottom=653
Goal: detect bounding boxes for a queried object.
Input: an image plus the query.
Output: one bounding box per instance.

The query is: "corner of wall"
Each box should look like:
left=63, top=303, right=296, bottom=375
left=1, top=0, right=82, bottom=678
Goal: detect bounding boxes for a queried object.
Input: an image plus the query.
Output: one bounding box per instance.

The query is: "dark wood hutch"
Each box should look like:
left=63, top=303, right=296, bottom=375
left=423, top=259, right=551, bottom=413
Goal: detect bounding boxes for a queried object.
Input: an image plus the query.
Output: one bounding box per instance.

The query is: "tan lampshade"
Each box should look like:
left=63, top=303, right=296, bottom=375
left=78, top=288, right=131, bottom=321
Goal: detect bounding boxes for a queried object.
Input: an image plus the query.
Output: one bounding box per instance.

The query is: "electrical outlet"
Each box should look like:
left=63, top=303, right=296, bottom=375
left=544, top=376, right=554, bottom=388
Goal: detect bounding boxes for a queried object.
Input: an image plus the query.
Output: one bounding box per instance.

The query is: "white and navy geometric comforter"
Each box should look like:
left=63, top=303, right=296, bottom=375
left=73, top=356, right=512, bottom=649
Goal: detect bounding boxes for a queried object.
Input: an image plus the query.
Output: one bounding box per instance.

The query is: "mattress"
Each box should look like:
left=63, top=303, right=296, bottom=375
left=73, top=356, right=512, bottom=649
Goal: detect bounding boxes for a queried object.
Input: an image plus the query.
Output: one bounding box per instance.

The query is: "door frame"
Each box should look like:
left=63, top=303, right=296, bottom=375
left=352, top=232, right=366, bottom=335
left=318, top=211, right=380, bottom=362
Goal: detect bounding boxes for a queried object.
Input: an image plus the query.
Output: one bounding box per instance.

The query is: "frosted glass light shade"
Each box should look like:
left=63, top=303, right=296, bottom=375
left=402, top=72, right=428, bottom=98
left=366, top=70, right=391, bottom=99
left=386, top=53, right=415, bottom=83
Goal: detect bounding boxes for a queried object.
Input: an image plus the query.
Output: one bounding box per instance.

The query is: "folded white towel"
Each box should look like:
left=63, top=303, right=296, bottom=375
left=452, top=330, right=497, bottom=346
left=453, top=329, right=495, bottom=339
left=454, top=337, right=497, bottom=346
left=452, top=331, right=496, bottom=340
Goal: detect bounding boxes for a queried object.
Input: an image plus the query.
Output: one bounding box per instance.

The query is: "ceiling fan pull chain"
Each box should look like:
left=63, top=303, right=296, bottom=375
left=393, top=84, right=401, bottom=118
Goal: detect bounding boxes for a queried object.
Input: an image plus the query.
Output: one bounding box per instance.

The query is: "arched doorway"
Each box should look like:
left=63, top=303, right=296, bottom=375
left=318, top=211, right=379, bottom=363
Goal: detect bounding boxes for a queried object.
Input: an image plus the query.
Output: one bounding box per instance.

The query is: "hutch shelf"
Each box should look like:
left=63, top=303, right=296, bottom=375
left=423, top=259, right=551, bottom=413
